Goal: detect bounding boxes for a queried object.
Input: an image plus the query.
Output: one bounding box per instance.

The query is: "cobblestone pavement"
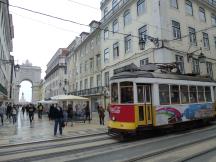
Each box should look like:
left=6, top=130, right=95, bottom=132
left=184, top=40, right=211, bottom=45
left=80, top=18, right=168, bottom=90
left=0, top=109, right=108, bottom=146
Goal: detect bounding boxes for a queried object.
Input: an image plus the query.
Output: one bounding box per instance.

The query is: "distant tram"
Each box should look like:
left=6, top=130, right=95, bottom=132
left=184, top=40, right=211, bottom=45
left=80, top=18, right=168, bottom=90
left=108, top=64, right=216, bottom=135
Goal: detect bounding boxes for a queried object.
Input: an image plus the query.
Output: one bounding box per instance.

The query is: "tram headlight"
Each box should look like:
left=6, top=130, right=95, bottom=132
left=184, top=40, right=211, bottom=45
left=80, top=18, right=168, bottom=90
left=112, top=116, right=116, bottom=121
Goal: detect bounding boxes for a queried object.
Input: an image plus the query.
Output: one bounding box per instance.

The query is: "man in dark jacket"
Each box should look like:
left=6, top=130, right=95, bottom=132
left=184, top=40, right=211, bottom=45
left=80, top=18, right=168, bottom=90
left=53, top=104, right=64, bottom=136
left=28, top=104, right=36, bottom=123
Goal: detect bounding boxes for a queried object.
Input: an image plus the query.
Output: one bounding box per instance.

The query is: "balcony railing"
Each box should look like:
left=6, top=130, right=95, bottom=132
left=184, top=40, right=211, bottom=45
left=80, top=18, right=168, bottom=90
left=100, top=0, right=130, bottom=23
left=70, top=86, right=105, bottom=96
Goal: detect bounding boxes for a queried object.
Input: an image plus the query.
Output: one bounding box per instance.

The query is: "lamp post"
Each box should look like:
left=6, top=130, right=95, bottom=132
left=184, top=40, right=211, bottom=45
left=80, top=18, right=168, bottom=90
left=139, top=35, right=160, bottom=50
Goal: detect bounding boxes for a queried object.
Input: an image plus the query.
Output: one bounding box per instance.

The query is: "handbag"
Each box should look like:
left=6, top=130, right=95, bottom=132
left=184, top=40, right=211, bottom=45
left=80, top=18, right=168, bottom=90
left=61, top=121, right=65, bottom=127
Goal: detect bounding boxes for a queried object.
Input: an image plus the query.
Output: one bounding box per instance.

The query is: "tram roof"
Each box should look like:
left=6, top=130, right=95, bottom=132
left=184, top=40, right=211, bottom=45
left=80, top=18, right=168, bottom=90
left=111, top=69, right=215, bottom=83
left=111, top=63, right=216, bottom=82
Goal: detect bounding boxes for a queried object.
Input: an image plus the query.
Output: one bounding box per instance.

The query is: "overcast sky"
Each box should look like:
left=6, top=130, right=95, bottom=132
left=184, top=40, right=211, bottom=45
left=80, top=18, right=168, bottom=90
left=9, top=0, right=101, bottom=101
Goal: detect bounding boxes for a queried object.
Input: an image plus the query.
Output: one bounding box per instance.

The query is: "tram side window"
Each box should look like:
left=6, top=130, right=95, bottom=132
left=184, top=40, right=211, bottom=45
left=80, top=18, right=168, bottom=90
left=180, top=85, right=189, bottom=104
left=189, top=86, right=197, bottom=103
left=159, top=84, right=170, bottom=105
left=120, top=82, right=133, bottom=103
left=111, top=83, right=119, bottom=103
left=198, top=86, right=205, bottom=102
left=171, top=85, right=180, bottom=104
left=205, top=87, right=212, bottom=102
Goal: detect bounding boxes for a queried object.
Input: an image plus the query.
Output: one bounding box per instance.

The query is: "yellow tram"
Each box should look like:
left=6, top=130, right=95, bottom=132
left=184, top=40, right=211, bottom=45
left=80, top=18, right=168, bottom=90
left=108, top=64, right=216, bottom=134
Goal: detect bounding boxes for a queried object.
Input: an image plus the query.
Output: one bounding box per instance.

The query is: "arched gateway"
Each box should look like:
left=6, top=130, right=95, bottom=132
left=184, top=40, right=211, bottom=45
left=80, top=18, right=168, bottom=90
left=14, top=60, right=41, bottom=104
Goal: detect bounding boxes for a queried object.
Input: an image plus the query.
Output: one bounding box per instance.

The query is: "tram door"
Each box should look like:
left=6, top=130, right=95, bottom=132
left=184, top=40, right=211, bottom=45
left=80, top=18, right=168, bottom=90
left=137, top=84, right=153, bottom=126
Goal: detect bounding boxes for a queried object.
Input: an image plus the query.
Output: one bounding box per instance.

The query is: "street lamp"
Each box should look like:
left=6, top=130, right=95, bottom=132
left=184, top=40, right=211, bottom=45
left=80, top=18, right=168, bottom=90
left=139, top=35, right=160, bottom=50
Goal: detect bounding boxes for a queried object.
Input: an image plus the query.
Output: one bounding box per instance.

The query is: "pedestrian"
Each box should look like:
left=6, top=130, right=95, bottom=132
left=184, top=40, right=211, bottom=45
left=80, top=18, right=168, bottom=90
left=6, top=103, right=12, bottom=120
left=21, top=105, right=25, bottom=116
left=84, top=101, right=91, bottom=124
left=49, top=104, right=55, bottom=121
left=11, top=106, right=17, bottom=124
left=28, top=104, right=35, bottom=123
left=63, top=106, right=68, bottom=127
left=67, top=104, right=73, bottom=126
left=37, top=103, right=43, bottom=119
left=98, top=105, right=105, bottom=125
left=51, top=104, right=64, bottom=136
left=0, top=101, right=6, bottom=126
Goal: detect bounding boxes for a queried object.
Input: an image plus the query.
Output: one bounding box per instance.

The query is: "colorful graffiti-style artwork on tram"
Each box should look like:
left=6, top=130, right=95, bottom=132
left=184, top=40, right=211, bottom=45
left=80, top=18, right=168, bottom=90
left=156, top=103, right=214, bottom=126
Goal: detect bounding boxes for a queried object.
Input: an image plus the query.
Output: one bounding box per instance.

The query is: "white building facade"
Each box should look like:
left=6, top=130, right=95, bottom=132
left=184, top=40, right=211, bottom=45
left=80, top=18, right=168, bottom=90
left=67, top=21, right=103, bottom=111
left=44, top=48, right=68, bottom=99
left=99, top=0, right=216, bottom=85
left=0, top=1, right=14, bottom=102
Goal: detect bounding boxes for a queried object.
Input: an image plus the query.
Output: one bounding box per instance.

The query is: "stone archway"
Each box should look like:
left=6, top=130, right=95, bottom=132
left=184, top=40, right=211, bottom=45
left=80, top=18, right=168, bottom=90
left=14, top=60, right=41, bottom=104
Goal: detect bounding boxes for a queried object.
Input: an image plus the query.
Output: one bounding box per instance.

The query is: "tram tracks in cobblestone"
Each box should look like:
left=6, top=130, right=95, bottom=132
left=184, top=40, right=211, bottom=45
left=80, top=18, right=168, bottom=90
left=1, top=123, right=216, bottom=162
left=121, top=135, right=216, bottom=162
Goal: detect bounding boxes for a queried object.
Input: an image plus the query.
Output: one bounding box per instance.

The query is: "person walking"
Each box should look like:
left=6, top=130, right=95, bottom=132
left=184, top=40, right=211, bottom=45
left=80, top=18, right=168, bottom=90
left=28, top=104, right=35, bottom=123
left=21, top=105, right=25, bottom=116
left=67, top=104, right=73, bottom=126
left=98, top=105, right=105, bottom=125
left=84, top=101, right=91, bottom=124
left=11, top=106, right=17, bottom=124
left=0, top=101, right=6, bottom=126
left=37, top=103, right=43, bottom=119
left=51, top=104, right=64, bottom=136
left=6, top=103, right=12, bottom=120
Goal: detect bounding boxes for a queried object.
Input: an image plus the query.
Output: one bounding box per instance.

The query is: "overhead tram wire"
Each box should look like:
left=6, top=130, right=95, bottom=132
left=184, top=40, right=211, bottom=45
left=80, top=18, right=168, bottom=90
left=0, top=0, right=158, bottom=41
left=10, top=11, right=81, bottom=34
left=67, top=0, right=99, bottom=10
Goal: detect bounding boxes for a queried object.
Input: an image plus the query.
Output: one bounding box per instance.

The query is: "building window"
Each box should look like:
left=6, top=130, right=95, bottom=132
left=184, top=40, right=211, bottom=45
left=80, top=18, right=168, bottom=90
left=84, top=79, right=88, bottom=89
left=104, top=7, right=108, bottom=17
left=84, top=61, right=88, bottom=72
left=172, top=20, right=181, bottom=39
left=140, top=58, right=149, bottom=66
left=104, top=48, right=109, bottom=63
left=185, top=0, right=193, bottom=15
left=189, top=27, right=197, bottom=45
left=112, top=19, right=118, bottom=33
left=176, top=55, right=185, bottom=74
left=104, top=27, right=109, bottom=40
left=170, top=0, right=178, bottom=8
left=137, top=0, right=145, bottom=15
left=211, top=14, right=216, bottom=26
left=96, top=74, right=101, bottom=87
left=214, top=37, right=216, bottom=48
left=76, top=82, right=78, bottom=90
left=206, top=62, right=213, bottom=78
left=80, top=64, right=82, bottom=74
left=192, top=58, right=200, bottom=74
left=203, top=32, right=210, bottom=49
left=113, top=42, right=119, bottom=58
left=90, top=58, right=94, bottom=71
left=123, top=10, right=131, bottom=26
left=124, top=34, right=132, bottom=53
left=199, top=7, right=206, bottom=22
left=104, top=72, right=109, bottom=87
left=90, top=77, right=93, bottom=88
left=112, top=0, right=118, bottom=9
left=138, top=25, right=147, bottom=49
left=96, top=54, right=101, bottom=68
left=80, top=80, right=83, bottom=90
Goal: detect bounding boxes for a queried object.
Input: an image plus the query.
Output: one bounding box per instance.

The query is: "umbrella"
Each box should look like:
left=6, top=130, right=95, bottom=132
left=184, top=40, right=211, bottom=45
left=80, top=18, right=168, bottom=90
left=37, top=100, right=58, bottom=104
left=51, top=95, right=88, bottom=101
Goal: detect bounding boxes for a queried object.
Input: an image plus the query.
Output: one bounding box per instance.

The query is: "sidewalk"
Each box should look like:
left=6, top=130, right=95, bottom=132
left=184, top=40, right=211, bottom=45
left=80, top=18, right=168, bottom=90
left=0, top=111, right=108, bottom=146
